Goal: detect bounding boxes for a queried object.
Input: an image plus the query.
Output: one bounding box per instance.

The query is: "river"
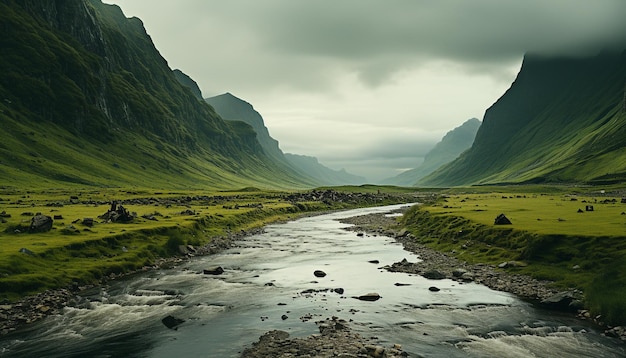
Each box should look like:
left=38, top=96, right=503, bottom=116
left=0, top=204, right=624, bottom=357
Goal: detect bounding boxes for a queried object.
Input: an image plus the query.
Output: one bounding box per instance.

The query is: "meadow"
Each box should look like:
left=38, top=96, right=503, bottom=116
left=401, top=189, right=626, bottom=325
left=0, top=186, right=411, bottom=301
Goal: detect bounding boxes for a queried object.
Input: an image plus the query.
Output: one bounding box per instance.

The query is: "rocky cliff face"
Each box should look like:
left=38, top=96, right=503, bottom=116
left=205, top=92, right=285, bottom=162
left=1, top=0, right=247, bottom=151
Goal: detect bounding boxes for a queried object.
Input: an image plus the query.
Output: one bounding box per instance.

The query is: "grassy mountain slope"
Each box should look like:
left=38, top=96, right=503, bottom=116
left=206, top=92, right=366, bottom=186
left=421, top=51, right=626, bottom=186
left=384, top=118, right=480, bottom=186
left=205, top=92, right=289, bottom=164
left=0, top=0, right=311, bottom=190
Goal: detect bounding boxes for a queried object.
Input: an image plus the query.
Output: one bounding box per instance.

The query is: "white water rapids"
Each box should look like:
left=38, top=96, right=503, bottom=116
left=0, top=204, right=623, bottom=357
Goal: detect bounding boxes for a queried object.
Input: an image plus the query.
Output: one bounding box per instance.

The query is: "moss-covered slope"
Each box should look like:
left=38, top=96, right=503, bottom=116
left=421, top=51, right=626, bottom=186
left=0, top=0, right=312, bottom=189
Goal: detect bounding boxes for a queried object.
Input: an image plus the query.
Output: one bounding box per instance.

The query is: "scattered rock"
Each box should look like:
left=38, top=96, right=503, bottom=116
left=18, top=247, right=35, bottom=256
left=99, top=202, right=135, bottom=223
left=161, top=315, right=184, bottom=329
left=452, top=268, right=467, bottom=278
left=314, top=270, right=327, bottom=278
left=82, top=218, right=94, bottom=227
left=540, top=291, right=582, bottom=312
left=494, top=213, right=512, bottom=225
left=354, top=293, right=381, bottom=301
left=368, top=259, right=380, bottom=264
left=428, top=286, right=440, bottom=292
left=334, top=288, right=345, bottom=295
left=203, top=266, right=224, bottom=275
left=29, top=214, right=53, bottom=233
left=242, top=317, right=406, bottom=358
left=422, top=269, right=446, bottom=280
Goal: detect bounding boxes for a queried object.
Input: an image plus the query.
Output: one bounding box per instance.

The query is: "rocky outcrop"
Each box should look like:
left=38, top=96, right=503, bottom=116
left=241, top=317, right=406, bottom=358
left=29, top=214, right=53, bottom=233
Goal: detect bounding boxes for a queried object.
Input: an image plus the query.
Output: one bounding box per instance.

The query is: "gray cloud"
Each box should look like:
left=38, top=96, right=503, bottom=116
left=107, top=0, right=626, bottom=182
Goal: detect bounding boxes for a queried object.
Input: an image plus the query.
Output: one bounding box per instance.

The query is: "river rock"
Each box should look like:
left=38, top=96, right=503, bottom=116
left=355, top=293, right=381, bottom=301
left=422, top=269, right=446, bottom=280
left=314, top=270, right=327, bottom=278
left=29, top=214, right=53, bottom=233
left=540, top=291, right=581, bottom=312
left=203, top=266, right=224, bottom=275
left=452, top=268, right=467, bottom=278
left=161, top=315, right=184, bottom=329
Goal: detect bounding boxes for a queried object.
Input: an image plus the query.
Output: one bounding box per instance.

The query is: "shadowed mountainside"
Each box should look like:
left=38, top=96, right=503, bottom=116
left=421, top=50, right=626, bottom=186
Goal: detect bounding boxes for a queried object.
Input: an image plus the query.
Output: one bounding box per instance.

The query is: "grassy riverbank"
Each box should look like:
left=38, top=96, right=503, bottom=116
left=0, top=187, right=419, bottom=302
left=400, top=190, right=626, bottom=325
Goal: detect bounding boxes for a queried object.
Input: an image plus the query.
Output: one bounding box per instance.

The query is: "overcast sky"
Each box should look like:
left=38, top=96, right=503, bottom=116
left=105, top=0, right=626, bottom=182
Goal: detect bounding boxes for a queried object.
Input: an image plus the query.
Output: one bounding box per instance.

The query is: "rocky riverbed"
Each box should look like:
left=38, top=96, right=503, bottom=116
left=241, top=317, right=407, bottom=358
left=0, top=228, right=257, bottom=336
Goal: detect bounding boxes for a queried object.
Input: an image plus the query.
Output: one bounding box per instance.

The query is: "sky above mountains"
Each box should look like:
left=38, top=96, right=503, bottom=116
left=106, top=0, right=626, bottom=182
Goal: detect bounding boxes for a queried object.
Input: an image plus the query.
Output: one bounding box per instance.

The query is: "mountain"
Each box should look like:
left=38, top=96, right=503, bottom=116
left=205, top=93, right=287, bottom=164
left=384, top=118, right=480, bottom=186
left=421, top=50, right=626, bottom=186
left=205, top=92, right=366, bottom=186
left=284, top=153, right=367, bottom=186
left=0, top=0, right=312, bottom=189
left=173, top=69, right=203, bottom=101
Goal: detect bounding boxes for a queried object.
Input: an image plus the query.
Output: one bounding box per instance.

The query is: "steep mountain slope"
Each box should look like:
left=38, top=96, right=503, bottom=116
left=205, top=92, right=366, bottom=186
left=384, top=118, right=480, bottom=186
left=0, top=0, right=311, bottom=189
left=205, top=93, right=287, bottom=164
left=421, top=50, right=626, bottom=186
left=173, top=69, right=203, bottom=101
left=284, top=153, right=366, bottom=185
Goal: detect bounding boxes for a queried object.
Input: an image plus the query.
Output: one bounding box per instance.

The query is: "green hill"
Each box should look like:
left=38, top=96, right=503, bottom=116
left=384, top=118, right=480, bottom=186
left=0, top=0, right=311, bottom=190
left=421, top=50, right=626, bottom=187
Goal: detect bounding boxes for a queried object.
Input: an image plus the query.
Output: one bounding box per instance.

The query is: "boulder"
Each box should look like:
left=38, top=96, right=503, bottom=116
left=355, top=293, right=381, bottom=301
left=161, top=315, right=184, bottom=329
left=452, top=268, right=467, bottom=278
left=422, top=270, right=446, bottom=280
left=313, top=270, right=327, bottom=278
left=540, top=291, right=581, bottom=312
left=428, top=286, right=440, bottom=292
left=82, top=218, right=94, bottom=227
left=29, top=214, right=53, bottom=233
left=203, top=266, right=224, bottom=275
left=494, top=213, right=512, bottom=225
left=99, top=203, right=135, bottom=223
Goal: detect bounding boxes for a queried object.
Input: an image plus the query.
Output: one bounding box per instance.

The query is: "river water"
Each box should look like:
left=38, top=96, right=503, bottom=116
left=0, top=204, right=624, bottom=357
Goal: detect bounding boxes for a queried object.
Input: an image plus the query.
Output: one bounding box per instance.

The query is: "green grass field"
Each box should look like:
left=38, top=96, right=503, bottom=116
left=0, top=188, right=313, bottom=300
left=401, top=190, right=626, bottom=325
left=431, top=192, right=626, bottom=236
